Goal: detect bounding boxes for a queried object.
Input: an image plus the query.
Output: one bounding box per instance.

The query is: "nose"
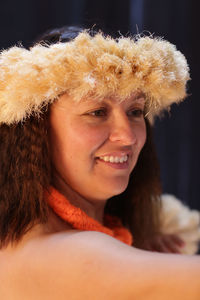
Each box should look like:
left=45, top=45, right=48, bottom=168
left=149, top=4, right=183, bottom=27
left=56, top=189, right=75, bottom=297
left=108, top=113, right=137, bottom=145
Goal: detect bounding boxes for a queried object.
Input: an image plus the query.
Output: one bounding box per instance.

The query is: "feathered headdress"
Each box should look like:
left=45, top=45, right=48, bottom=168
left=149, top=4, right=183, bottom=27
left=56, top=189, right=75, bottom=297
left=0, top=31, right=190, bottom=124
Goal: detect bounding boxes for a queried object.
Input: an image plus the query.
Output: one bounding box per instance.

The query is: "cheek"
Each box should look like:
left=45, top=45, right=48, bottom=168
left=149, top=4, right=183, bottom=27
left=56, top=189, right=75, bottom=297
left=136, top=121, right=147, bottom=150
left=141, top=127, right=147, bottom=148
left=60, top=125, right=108, bottom=181
left=69, top=123, right=108, bottom=156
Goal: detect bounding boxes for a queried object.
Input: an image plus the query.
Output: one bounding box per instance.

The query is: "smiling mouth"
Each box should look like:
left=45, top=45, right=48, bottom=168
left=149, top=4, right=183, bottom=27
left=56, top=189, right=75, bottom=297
left=95, top=155, right=129, bottom=169
left=97, top=154, right=128, bottom=164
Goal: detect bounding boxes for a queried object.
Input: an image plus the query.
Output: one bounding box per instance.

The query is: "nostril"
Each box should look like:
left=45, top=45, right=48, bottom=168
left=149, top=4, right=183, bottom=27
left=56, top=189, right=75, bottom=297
left=109, top=129, right=136, bottom=145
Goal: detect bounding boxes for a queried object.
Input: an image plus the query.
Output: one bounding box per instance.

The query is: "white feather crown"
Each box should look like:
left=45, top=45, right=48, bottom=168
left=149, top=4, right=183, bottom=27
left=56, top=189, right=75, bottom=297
left=0, top=31, right=190, bottom=125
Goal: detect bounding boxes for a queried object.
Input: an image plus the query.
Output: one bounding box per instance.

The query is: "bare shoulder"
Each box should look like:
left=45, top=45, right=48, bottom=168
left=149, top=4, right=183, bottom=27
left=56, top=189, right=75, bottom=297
left=1, top=230, right=126, bottom=300
left=2, top=230, right=200, bottom=300
left=21, top=229, right=137, bottom=263
left=12, top=230, right=139, bottom=299
left=21, top=229, right=137, bottom=275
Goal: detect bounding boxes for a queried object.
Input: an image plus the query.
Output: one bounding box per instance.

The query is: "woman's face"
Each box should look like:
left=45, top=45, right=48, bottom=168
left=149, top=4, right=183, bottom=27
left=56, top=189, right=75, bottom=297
left=49, top=93, right=146, bottom=201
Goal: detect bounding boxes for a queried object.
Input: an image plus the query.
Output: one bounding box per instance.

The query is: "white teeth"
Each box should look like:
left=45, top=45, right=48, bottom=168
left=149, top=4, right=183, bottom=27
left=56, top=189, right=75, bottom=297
left=124, top=156, right=128, bottom=162
left=110, top=156, right=114, bottom=163
left=119, top=157, right=124, bottom=163
left=103, top=156, right=110, bottom=162
left=99, top=155, right=128, bottom=163
left=114, top=157, right=120, bottom=163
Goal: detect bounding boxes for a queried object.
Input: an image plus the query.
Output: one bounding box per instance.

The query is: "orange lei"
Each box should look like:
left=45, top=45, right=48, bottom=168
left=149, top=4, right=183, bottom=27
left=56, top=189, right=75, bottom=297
left=45, top=187, right=133, bottom=246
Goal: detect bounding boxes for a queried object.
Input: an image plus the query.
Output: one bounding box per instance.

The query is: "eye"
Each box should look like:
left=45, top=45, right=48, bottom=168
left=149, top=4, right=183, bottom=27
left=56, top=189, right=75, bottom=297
left=89, top=108, right=107, bottom=117
left=127, top=109, right=144, bottom=118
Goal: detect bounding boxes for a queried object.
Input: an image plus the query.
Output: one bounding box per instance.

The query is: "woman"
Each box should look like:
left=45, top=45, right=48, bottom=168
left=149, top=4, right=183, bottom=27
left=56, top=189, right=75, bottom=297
left=0, top=26, right=199, bottom=299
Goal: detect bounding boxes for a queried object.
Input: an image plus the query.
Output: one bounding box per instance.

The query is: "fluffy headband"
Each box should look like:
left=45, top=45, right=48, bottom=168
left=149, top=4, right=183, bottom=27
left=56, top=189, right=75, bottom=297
left=0, top=31, right=190, bottom=125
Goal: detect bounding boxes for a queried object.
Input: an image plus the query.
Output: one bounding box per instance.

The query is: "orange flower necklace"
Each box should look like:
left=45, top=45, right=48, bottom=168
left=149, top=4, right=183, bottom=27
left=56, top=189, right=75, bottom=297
left=45, top=187, right=133, bottom=246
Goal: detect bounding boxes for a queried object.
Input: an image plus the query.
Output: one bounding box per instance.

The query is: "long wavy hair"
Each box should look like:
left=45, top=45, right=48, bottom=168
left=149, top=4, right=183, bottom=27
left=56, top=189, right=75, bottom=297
left=0, top=26, right=162, bottom=249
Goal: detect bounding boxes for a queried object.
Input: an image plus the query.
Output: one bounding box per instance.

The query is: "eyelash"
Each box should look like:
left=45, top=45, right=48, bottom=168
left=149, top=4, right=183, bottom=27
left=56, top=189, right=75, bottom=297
left=88, top=108, right=144, bottom=118
left=89, top=109, right=107, bottom=117
left=127, top=109, right=144, bottom=118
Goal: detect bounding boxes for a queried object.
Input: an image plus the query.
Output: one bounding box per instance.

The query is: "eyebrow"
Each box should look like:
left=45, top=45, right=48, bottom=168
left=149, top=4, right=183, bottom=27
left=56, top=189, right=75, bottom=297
left=80, top=94, right=146, bottom=108
left=131, top=96, right=145, bottom=102
left=133, top=92, right=146, bottom=101
left=123, top=95, right=146, bottom=105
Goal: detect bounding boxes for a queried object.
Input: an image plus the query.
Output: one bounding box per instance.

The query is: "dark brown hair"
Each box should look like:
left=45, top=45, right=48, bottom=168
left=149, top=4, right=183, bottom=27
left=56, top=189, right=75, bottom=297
left=0, top=113, right=51, bottom=248
left=0, top=26, right=162, bottom=249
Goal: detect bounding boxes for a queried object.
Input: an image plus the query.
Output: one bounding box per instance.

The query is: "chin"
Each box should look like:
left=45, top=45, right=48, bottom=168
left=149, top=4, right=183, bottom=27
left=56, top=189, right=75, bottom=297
left=104, top=179, right=129, bottom=198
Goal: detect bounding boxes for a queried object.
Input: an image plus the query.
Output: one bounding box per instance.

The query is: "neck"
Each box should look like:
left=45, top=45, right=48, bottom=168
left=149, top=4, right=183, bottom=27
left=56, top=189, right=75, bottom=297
left=52, top=170, right=106, bottom=224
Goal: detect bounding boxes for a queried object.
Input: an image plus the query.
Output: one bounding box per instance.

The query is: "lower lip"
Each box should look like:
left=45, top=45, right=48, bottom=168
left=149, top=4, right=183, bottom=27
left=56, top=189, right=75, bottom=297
left=96, top=158, right=129, bottom=169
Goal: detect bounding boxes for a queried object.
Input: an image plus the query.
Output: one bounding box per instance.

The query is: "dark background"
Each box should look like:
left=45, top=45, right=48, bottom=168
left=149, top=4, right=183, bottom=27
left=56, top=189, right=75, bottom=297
left=0, top=0, right=199, bottom=210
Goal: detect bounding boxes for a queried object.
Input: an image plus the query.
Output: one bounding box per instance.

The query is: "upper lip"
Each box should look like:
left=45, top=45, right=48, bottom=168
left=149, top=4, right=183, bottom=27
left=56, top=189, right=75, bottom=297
left=96, top=151, right=132, bottom=158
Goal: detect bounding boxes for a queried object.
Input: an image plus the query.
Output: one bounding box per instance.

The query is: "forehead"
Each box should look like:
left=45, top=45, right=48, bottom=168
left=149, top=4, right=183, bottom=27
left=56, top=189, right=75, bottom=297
left=79, top=91, right=146, bottom=106
left=52, top=91, right=146, bottom=113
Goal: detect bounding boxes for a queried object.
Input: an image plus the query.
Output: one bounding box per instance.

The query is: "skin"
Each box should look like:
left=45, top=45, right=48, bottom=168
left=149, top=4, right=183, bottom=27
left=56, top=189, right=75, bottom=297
left=49, top=92, right=146, bottom=224
left=143, top=232, right=185, bottom=253
left=1, top=231, right=200, bottom=300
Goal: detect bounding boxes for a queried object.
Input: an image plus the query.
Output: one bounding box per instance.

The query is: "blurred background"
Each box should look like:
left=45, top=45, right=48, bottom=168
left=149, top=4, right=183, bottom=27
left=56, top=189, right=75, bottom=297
left=0, top=0, right=199, bottom=210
